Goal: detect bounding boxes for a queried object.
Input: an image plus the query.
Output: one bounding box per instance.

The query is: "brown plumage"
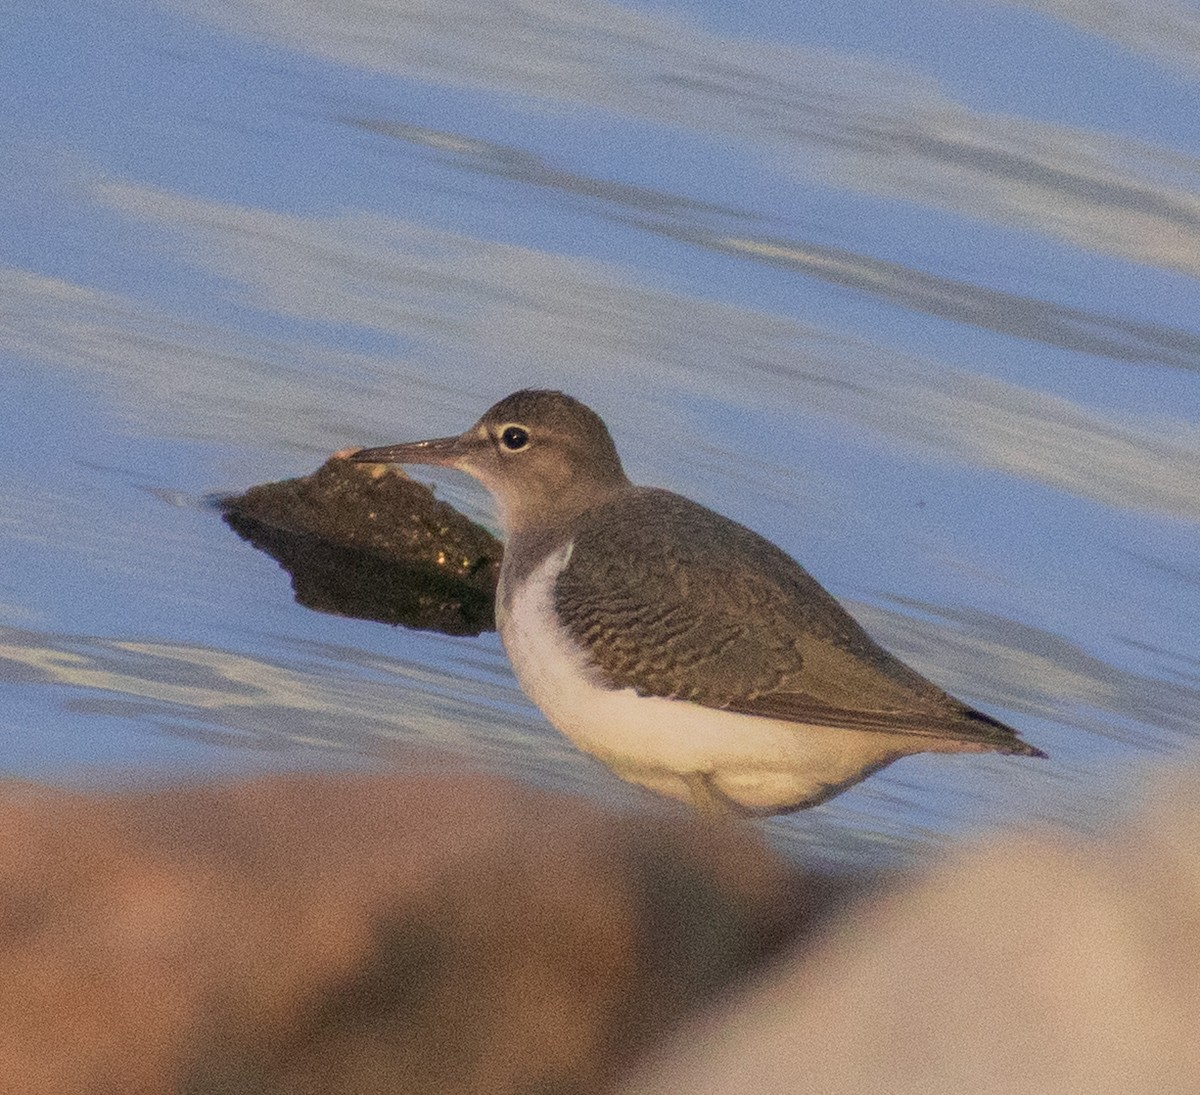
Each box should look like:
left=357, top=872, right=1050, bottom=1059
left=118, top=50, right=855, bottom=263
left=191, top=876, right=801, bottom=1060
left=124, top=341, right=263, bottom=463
left=554, top=488, right=1042, bottom=757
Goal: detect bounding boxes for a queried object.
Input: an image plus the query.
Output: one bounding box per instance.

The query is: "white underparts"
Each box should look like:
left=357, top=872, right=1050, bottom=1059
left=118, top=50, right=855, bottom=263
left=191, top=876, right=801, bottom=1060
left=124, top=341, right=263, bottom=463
left=499, top=542, right=922, bottom=813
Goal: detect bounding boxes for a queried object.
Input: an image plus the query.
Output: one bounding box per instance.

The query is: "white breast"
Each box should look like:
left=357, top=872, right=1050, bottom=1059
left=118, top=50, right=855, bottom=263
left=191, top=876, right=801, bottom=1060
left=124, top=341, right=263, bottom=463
left=497, top=542, right=908, bottom=812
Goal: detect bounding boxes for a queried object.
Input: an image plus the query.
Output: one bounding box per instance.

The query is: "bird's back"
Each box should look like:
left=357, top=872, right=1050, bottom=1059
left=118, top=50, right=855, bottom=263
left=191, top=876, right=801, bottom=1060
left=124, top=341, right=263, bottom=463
left=550, top=488, right=1041, bottom=757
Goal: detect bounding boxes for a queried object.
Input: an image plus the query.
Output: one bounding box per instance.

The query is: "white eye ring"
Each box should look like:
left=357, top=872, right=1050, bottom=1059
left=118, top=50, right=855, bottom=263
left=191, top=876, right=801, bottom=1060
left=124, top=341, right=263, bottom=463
left=500, top=424, right=530, bottom=451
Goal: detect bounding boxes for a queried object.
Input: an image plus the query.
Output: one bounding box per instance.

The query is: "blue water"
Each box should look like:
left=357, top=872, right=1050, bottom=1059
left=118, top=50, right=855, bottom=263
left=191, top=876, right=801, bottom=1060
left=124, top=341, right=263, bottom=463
left=3, top=0, right=1198, bottom=866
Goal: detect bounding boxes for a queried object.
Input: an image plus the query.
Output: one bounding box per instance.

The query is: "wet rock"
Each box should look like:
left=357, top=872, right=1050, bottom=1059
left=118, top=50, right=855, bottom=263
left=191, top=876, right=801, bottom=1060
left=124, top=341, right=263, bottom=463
left=0, top=771, right=833, bottom=1095
left=218, top=455, right=502, bottom=635
left=622, top=767, right=1200, bottom=1095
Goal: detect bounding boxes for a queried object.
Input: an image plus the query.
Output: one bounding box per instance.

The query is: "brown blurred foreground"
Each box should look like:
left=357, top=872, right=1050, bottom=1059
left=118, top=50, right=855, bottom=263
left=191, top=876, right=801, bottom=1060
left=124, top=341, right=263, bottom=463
left=7, top=767, right=1200, bottom=1095
left=0, top=772, right=824, bottom=1095
left=624, top=769, right=1200, bottom=1095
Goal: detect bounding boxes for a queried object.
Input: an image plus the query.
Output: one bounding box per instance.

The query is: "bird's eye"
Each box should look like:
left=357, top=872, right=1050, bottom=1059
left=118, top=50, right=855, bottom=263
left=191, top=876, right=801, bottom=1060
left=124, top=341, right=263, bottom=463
left=500, top=425, right=529, bottom=451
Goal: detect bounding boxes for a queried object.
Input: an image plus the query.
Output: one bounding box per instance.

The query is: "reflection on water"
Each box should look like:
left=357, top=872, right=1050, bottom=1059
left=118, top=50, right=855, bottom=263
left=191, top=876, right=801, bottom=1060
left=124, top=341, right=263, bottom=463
left=0, top=623, right=573, bottom=774
left=183, top=0, right=1200, bottom=270
left=998, top=0, right=1200, bottom=79
left=14, top=182, right=1200, bottom=520
left=857, top=598, right=1200, bottom=746
left=353, top=116, right=1200, bottom=374
left=2, top=0, right=1198, bottom=866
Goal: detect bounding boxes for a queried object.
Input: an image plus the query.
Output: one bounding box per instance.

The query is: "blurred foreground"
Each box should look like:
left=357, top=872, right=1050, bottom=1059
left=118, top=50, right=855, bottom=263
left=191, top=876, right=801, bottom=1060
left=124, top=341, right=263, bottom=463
left=626, top=769, right=1200, bottom=1095
left=0, top=765, right=1198, bottom=1094
left=0, top=771, right=811, bottom=1094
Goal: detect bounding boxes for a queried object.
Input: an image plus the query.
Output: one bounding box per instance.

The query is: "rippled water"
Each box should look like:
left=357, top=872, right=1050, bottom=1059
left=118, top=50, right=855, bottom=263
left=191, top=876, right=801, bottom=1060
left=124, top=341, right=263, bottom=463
left=4, top=0, right=1198, bottom=866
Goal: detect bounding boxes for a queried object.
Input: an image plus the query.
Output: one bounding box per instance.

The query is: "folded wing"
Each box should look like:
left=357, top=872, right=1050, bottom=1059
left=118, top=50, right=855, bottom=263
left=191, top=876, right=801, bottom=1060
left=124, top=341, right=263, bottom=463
left=554, top=488, right=1043, bottom=758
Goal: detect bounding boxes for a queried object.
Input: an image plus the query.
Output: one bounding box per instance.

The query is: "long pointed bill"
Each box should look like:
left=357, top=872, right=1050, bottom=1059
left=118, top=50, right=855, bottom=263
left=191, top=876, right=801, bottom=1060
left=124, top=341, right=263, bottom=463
left=351, top=434, right=476, bottom=468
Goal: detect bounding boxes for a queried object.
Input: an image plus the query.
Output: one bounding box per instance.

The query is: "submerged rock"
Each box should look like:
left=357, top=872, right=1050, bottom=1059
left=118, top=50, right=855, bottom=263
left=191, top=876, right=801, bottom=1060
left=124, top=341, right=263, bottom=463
left=219, top=454, right=502, bottom=635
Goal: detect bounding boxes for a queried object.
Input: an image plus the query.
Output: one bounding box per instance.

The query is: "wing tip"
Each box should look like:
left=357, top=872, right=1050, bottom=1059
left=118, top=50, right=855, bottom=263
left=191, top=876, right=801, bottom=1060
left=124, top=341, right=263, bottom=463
left=962, top=708, right=1048, bottom=759
left=1003, top=739, right=1049, bottom=759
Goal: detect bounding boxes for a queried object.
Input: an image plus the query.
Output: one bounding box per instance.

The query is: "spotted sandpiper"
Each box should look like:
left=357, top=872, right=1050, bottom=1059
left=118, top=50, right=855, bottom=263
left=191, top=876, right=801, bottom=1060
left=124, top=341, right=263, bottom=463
left=353, top=390, right=1045, bottom=816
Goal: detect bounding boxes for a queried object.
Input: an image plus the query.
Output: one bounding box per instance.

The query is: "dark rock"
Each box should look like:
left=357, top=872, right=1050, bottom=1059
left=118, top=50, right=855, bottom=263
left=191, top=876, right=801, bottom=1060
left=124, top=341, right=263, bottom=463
left=218, top=455, right=502, bottom=635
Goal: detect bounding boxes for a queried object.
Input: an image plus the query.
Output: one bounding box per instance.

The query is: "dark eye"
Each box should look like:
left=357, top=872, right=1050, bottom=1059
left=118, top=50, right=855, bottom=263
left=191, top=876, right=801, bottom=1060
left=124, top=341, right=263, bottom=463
left=501, top=425, right=529, bottom=451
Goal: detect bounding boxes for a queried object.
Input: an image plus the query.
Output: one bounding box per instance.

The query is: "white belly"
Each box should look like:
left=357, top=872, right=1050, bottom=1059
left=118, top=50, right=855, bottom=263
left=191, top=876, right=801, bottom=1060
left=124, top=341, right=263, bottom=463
left=498, top=543, right=907, bottom=813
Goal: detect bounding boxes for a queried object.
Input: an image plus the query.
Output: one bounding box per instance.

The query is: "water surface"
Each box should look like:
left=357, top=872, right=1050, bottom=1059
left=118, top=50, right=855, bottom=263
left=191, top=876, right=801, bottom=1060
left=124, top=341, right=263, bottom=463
left=3, top=0, right=1199, bottom=866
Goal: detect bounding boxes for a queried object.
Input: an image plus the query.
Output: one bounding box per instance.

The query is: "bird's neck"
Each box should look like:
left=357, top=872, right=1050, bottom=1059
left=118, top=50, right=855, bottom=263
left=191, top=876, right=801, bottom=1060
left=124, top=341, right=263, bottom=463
left=495, top=482, right=631, bottom=611
left=495, top=477, right=629, bottom=544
